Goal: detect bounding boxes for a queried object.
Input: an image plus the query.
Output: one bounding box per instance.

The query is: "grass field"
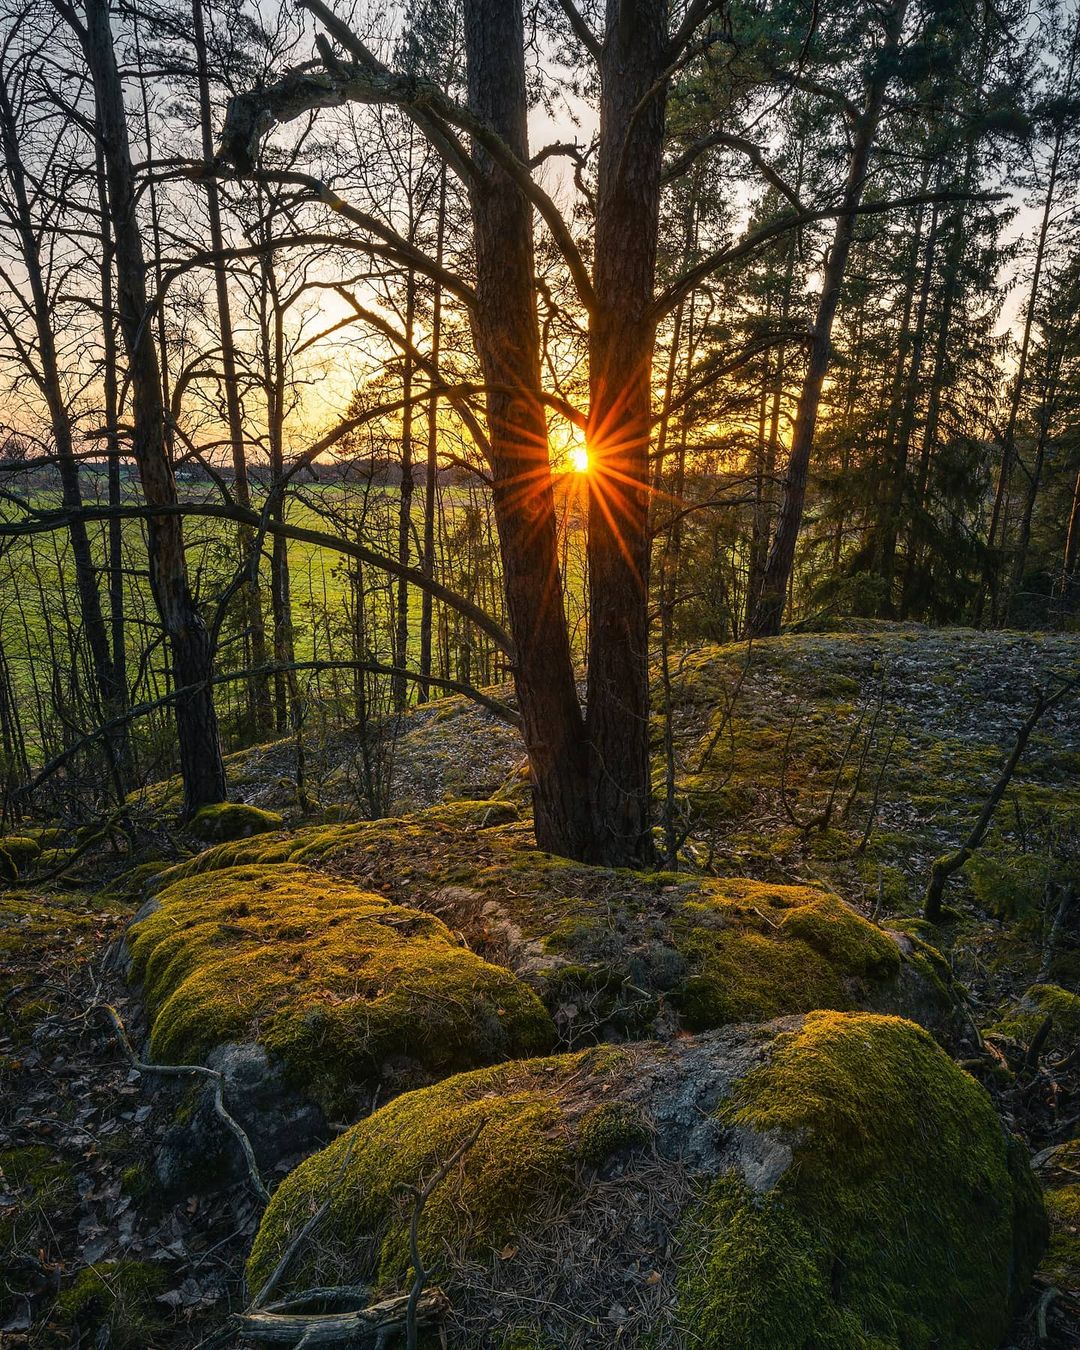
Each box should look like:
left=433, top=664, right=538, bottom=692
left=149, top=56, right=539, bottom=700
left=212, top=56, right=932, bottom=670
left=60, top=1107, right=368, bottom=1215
left=0, top=475, right=589, bottom=761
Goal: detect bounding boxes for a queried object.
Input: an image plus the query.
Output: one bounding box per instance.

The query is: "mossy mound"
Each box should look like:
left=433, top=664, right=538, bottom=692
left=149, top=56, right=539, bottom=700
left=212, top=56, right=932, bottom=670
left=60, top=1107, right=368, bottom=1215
left=189, top=801, right=283, bottom=843
left=153, top=808, right=960, bottom=1046
left=685, top=1012, right=1044, bottom=1349
left=248, top=1012, right=1042, bottom=1348
left=985, top=983, right=1080, bottom=1058
left=126, top=863, right=554, bottom=1113
left=0, top=834, right=39, bottom=865
left=0, top=833, right=39, bottom=878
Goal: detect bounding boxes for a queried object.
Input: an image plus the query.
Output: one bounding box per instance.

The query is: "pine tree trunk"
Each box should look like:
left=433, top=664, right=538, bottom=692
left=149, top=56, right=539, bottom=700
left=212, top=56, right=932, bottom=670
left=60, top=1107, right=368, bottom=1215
left=584, top=0, right=669, bottom=864
left=462, top=0, right=592, bottom=857
left=875, top=176, right=935, bottom=606
left=976, top=11, right=1078, bottom=626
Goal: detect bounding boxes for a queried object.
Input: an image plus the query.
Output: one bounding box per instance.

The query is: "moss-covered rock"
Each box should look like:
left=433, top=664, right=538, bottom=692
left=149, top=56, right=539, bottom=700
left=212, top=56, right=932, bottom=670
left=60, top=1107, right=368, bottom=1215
left=189, top=801, right=283, bottom=843
left=0, top=833, right=39, bottom=878
left=0, top=834, right=40, bottom=866
left=247, top=1013, right=1042, bottom=1347
left=126, top=863, right=554, bottom=1115
left=153, top=809, right=961, bottom=1047
left=684, top=1012, right=1044, bottom=1349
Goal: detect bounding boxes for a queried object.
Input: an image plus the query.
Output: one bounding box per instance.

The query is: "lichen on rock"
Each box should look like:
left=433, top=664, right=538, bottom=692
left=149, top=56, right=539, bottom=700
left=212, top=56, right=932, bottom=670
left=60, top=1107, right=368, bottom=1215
left=126, top=862, right=555, bottom=1116
left=246, top=1012, right=1042, bottom=1348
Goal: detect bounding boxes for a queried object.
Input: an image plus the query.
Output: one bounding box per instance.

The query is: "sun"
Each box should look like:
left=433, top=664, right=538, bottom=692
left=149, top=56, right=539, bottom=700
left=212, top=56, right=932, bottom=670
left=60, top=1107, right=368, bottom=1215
left=570, top=443, right=590, bottom=474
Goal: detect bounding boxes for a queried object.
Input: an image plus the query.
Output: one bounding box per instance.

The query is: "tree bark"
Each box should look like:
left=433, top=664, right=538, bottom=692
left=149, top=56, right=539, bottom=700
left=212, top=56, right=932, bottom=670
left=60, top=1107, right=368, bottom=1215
left=584, top=0, right=669, bottom=863
left=393, top=266, right=417, bottom=713
left=876, top=177, right=938, bottom=607
left=82, top=0, right=227, bottom=814
left=419, top=171, right=446, bottom=701
left=462, top=0, right=593, bottom=857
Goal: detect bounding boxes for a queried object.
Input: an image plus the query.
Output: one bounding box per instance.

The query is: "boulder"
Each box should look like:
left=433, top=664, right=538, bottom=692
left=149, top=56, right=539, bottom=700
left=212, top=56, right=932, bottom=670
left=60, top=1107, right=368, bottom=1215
left=248, top=1011, right=1044, bottom=1349
left=125, top=863, right=554, bottom=1127
left=149, top=810, right=965, bottom=1049
left=188, top=802, right=283, bottom=843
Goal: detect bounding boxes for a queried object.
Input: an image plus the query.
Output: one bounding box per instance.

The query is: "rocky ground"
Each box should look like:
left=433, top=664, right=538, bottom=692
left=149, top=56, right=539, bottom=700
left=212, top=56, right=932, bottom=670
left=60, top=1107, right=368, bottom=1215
left=1, top=624, right=1078, bottom=1347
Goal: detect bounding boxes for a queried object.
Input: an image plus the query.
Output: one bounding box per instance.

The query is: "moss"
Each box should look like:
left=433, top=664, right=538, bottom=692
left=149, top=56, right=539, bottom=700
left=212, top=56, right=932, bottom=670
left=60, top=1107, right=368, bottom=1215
left=0, top=1145, right=75, bottom=1229
left=576, top=1101, right=651, bottom=1168
left=98, top=859, right=173, bottom=903
left=0, top=1146, right=78, bottom=1321
left=55, top=1260, right=168, bottom=1348
left=0, top=835, right=40, bottom=867
left=680, top=1012, right=1045, bottom=1349
left=120, top=1163, right=151, bottom=1201
left=157, top=809, right=956, bottom=1044
left=250, top=1015, right=1041, bottom=1346
left=189, top=801, right=284, bottom=843
left=1044, top=1181, right=1080, bottom=1288
left=128, top=864, right=554, bottom=1113
left=985, top=983, right=1080, bottom=1056
left=673, top=882, right=902, bottom=1028
left=246, top=1051, right=621, bottom=1293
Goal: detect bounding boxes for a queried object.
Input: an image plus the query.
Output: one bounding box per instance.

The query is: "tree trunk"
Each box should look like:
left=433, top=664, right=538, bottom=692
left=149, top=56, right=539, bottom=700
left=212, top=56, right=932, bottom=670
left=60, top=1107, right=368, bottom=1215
left=750, top=0, right=907, bottom=637
left=95, top=140, right=128, bottom=730
left=976, top=11, right=1079, bottom=626
left=392, top=267, right=417, bottom=713
left=419, top=171, right=446, bottom=702
left=83, top=0, right=226, bottom=814
left=876, top=178, right=938, bottom=606
left=462, top=0, right=592, bottom=857
left=584, top=0, right=669, bottom=864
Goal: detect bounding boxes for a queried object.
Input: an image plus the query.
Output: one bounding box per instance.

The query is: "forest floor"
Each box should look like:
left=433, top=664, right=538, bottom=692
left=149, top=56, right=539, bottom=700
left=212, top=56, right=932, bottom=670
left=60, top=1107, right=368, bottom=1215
left=1, top=622, right=1079, bottom=1347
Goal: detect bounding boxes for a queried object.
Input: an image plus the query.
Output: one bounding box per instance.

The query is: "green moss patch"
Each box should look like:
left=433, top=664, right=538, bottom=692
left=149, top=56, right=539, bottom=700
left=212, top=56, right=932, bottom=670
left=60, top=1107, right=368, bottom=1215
left=127, top=863, right=554, bottom=1113
left=685, top=1011, right=1044, bottom=1348
left=0, top=834, right=39, bottom=868
left=1, top=893, right=120, bottom=1043
left=247, top=1051, right=600, bottom=1294
left=55, top=1260, right=169, bottom=1348
left=248, top=1013, right=1041, bottom=1347
left=672, top=880, right=902, bottom=1027
left=189, top=801, right=283, bottom=843
left=151, top=808, right=957, bottom=1046
left=0, top=1145, right=78, bottom=1324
